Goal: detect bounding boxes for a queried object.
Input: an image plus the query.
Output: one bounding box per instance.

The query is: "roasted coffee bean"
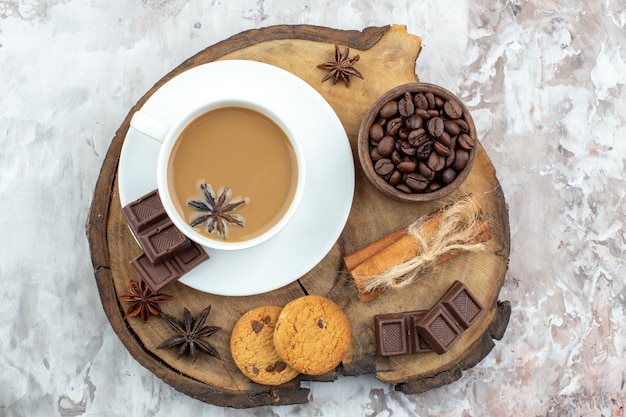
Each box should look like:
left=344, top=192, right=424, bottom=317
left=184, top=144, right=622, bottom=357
left=427, top=182, right=442, bottom=192
left=443, top=99, right=463, bottom=119
left=416, top=141, right=433, bottom=159
left=427, top=109, right=440, bottom=118
left=379, top=101, right=398, bottom=118
left=398, top=92, right=415, bottom=117
left=415, top=109, right=430, bottom=119
left=436, top=131, right=452, bottom=147
left=370, top=147, right=383, bottom=162
left=391, top=149, right=403, bottom=165
left=428, top=151, right=446, bottom=172
left=406, top=114, right=423, bottom=130
left=400, top=140, right=417, bottom=156
left=396, top=183, right=412, bottom=193
left=427, top=117, right=444, bottom=137
left=455, top=119, right=470, bottom=133
left=418, top=161, right=435, bottom=180
left=449, top=134, right=458, bottom=150
left=389, top=169, right=402, bottom=186
left=377, top=135, right=395, bottom=157
left=398, top=127, right=409, bottom=140
left=433, top=140, right=451, bottom=157
left=406, top=173, right=429, bottom=192
left=374, top=158, right=395, bottom=176
left=386, top=117, right=403, bottom=136
left=434, top=95, right=445, bottom=109
left=458, top=133, right=475, bottom=150
left=445, top=148, right=456, bottom=168
left=425, top=92, right=436, bottom=109
left=408, top=128, right=429, bottom=147
left=398, top=160, right=418, bottom=173
left=441, top=167, right=458, bottom=184
left=443, top=120, right=461, bottom=136
left=452, top=149, right=470, bottom=171
left=369, top=123, right=384, bottom=144
left=413, top=93, right=429, bottom=110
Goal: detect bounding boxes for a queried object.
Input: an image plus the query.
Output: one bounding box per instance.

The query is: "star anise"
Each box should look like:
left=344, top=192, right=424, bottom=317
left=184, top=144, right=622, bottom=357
left=317, top=44, right=364, bottom=88
left=188, top=183, right=248, bottom=240
left=119, top=280, right=173, bottom=322
left=158, top=306, right=221, bottom=364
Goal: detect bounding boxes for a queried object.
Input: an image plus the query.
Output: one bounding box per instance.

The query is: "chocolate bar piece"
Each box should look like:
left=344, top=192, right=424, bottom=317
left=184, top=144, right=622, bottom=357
left=374, top=281, right=483, bottom=356
left=440, top=280, right=484, bottom=329
left=131, top=241, right=209, bottom=292
left=137, top=217, right=190, bottom=264
left=172, top=240, right=210, bottom=271
left=122, top=189, right=210, bottom=292
left=374, top=311, right=432, bottom=356
left=375, top=313, right=410, bottom=356
left=121, top=189, right=166, bottom=236
left=414, top=304, right=463, bottom=355
left=407, top=311, right=433, bottom=354
left=131, top=255, right=180, bottom=291
left=122, top=189, right=190, bottom=263
left=414, top=280, right=484, bottom=355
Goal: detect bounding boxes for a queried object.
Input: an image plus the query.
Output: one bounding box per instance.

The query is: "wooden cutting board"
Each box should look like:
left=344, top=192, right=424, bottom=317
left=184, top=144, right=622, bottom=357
left=86, top=24, right=511, bottom=408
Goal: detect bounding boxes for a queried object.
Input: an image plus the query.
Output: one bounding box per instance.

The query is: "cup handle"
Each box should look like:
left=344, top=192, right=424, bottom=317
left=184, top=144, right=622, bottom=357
left=130, top=111, right=171, bottom=144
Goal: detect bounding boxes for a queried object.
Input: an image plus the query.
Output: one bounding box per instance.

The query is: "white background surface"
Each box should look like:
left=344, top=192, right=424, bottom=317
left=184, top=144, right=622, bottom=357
left=1, top=1, right=625, bottom=415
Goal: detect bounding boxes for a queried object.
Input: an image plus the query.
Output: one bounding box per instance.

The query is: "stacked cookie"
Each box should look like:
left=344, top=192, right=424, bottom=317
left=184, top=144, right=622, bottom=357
left=230, top=295, right=351, bottom=386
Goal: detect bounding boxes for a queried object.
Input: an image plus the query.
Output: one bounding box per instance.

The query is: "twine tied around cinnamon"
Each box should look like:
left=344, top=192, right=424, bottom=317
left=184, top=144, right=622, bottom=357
left=356, top=195, right=490, bottom=294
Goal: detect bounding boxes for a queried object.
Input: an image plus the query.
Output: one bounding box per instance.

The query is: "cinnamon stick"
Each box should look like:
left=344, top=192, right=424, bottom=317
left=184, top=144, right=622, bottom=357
left=343, top=226, right=408, bottom=272
left=343, top=194, right=491, bottom=303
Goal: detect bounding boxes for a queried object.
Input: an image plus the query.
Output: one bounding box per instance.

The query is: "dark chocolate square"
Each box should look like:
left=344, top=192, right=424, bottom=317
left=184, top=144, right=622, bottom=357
left=374, top=313, right=409, bottom=356
left=121, top=189, right=167, bottom=237
left=414, top=304, right=463, bottom=355
left=123, top=189, right=210, bottom=291
left=440, top=280, right=484, bottom=330
left=407, top=311, right=432, bottom=353
left=137, top=217, right=191, bottom=264
left=172, top=241, right=210, bottom=272
left=131, top=254, right=181, bottom=292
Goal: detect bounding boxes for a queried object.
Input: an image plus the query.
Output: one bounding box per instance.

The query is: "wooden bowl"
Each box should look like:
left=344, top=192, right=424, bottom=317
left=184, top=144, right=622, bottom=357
left=357, top=83, right=478, bottom=202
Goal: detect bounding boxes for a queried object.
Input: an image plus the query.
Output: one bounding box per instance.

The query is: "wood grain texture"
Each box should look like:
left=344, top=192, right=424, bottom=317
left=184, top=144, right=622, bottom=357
left=86, top=24, right=510, bottom=407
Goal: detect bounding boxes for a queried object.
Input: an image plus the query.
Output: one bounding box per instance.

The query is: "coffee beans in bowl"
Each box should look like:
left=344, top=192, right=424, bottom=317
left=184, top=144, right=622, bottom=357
left=358, top=83, right=478, bottom=202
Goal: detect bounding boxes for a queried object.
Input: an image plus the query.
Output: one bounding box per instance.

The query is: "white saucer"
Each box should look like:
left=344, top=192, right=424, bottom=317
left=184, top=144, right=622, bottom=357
left=118, top=60, right=355, bottom=296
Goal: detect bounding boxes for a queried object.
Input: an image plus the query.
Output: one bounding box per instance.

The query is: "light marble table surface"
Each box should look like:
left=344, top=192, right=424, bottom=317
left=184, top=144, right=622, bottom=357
left=1, top=0, right=625, bottom=416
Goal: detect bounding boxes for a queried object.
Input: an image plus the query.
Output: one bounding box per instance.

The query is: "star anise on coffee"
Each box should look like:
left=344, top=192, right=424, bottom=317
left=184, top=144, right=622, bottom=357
left=158, top=306, right=221, bottom=364
left=188, top=183, right=248, bottom=240
left=317, top=44, right=364, bottom=88
left=119, top=280, right=173, bottom=322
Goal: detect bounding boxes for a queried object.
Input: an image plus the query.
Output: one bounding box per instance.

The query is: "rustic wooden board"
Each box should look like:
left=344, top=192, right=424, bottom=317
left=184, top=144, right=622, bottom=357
left=86, top=24, right=511, bottom=408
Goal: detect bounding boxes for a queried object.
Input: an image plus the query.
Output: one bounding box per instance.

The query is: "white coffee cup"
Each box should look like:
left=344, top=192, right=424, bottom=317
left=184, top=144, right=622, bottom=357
left=130, top=99, right=306, bottom=251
